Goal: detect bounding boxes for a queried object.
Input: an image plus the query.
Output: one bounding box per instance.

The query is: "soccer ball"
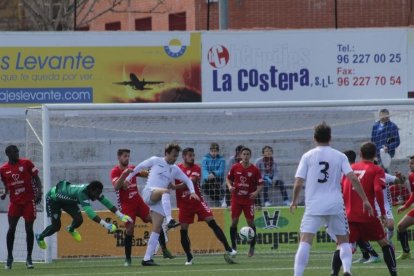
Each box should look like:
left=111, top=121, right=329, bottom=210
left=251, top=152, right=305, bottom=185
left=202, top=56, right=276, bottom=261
left=239, top=226, right=255, bottom=242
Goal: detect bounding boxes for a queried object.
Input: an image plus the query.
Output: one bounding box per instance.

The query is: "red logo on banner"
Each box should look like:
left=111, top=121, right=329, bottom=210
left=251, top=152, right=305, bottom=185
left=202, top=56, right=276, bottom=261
left=208, top=45, right=229, bottom=68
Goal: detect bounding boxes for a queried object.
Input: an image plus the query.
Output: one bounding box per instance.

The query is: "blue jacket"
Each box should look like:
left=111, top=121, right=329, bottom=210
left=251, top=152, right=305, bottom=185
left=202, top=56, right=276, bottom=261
left=371, top=120, right=400, bottom=158
left=201, top=153, right=225, bottom=183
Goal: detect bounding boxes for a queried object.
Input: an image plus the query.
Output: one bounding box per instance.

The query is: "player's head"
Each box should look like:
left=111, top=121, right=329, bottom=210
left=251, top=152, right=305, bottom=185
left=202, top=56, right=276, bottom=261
left=314, top=122, right=331, bottom=144
left=182, top=147, right=195, bottom=165
left=409, top=155, right=414, bottom=172
left=343, top=150, right=356, bottom=164
left=209, top=142, right=220, bottom=158
left=234, top=144, right=244, bottom=159
left=5, top=145, right=19, bottom=163
left=165, top=143, right=181, bottom=164
left=262, top=146, right=273, bottom=157
left=240, top=147, right=251, bottom=163
left=117, top=149, right=130, bottom=167
left=360, top=142, right=377, bottom=161
left=379, top=108, right=390, bottom=123
left=87, top=180, right=104, bottom=201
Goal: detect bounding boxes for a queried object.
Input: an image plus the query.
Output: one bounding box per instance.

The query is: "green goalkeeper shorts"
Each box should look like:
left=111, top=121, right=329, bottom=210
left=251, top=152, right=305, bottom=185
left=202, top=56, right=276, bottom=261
left=46, top=193, right=81, bottom=221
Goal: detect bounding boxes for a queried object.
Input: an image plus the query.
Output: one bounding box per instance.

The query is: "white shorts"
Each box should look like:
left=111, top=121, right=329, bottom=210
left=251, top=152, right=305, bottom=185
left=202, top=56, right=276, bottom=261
left=142, top=187, right=165, bottom=216
left=300, top=213, right=349, bottom=236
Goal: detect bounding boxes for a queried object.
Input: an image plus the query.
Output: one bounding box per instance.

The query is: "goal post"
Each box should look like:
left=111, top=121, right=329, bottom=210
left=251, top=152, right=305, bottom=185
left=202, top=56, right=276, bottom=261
left=25, top=99, right=414, bottom=260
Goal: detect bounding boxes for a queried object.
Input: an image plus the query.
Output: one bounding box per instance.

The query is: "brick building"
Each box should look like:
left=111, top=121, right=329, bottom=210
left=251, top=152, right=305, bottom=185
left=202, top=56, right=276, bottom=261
left=76, top=0, right=414, bottom=31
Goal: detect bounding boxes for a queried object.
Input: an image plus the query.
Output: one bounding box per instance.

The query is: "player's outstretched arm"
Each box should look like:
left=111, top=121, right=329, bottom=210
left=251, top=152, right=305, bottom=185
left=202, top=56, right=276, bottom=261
left=125, top=157, right=155, bottom=183
left=176, top=169, right=197, bottom=196
left=290, top=177, right=304, bottom=214
left=346, top=172, right=374, bottom=216
left=98, top=195, right=133, bottom=223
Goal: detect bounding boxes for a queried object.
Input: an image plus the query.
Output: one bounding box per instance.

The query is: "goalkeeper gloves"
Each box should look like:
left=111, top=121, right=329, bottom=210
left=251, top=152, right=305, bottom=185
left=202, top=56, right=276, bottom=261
left=115, top=210, right=133, bottom=223
left=99, top=220, right=117, bottom=232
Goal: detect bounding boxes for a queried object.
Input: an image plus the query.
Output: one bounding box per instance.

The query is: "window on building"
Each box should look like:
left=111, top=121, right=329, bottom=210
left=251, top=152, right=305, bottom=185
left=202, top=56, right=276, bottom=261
left=76, top=25, right=90, bottom=31
left=135, top=17, right=152, bottom=31
left=105, top=21, right=121, bottom=31
left=169, top=12, right=186, bottom=31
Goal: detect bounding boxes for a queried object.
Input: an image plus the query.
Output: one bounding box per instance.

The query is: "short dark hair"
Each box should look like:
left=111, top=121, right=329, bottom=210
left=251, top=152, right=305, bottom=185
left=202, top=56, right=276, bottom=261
left=117, top=149, right=130, bottom=156
left=379, top=108, right=389, bottom=114
left=235, top=145, right=244, bottom=153
left=210, top=143, right=219, bottom=150
left=314, top=122, right=331, bottom=143
left=343, top=150, right=356, bottom=164
left=87, top=180, right=103, bottom=191
left=240, top=147, right=251, bottom=154
left=182, top=147, right=194, bottom=156
left=262, top=145, right=273, bottom=154
left=165, top=143, right=181, bottom=154
left=360, top=142, right=377, bottom=160
left=410, top=155, right=414, bottom=161
left=5, top=145, right=18, bottom=156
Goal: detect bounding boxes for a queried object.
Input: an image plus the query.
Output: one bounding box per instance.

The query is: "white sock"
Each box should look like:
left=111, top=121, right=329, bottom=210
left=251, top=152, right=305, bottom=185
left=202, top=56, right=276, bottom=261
left=143, top=232, right=160, bottom=261
left=339, top=243, right=352, bottom=273
left=387, top=228, right=394, bottom=242
left=161, top=193, right=172, bottom=222
left=294, top=242, right=311, bottom=276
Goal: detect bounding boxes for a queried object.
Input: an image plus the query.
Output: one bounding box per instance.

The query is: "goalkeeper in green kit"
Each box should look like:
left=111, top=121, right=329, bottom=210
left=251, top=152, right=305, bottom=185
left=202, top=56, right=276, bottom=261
left=35, top=180, right=132, bottom=249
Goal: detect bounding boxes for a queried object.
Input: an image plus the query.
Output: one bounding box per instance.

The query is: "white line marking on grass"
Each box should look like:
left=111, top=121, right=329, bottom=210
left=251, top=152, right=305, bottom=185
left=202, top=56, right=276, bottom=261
left=38, top=265, right=414, bottom=276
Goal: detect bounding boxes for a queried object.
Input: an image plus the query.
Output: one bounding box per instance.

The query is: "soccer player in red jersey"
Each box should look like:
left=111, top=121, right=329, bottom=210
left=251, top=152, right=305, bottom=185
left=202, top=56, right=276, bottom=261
left=110, top=149, right=173, bottom=266
left=0, top=145, right=42, bottom=270
left=174, top=147, right=236, bottom=265
left=395, top=155, right=414, bottom=260
left=227, top=147, right=263, bottom=257
left=342, top=142, right=397, bottom=276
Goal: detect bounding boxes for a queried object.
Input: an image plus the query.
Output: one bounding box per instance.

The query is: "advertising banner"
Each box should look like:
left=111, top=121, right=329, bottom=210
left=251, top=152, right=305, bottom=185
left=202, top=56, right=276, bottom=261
left=57, top=208, right=225, bottom=258
left=56, top=206, right=414, bottom=258
left=224, top=207, right=336, bottom=252
left=202, top=29, right=407, bottom=102
left=0, top=32, right=201, bottom=105
left=407, top=29, right=414, bottom=97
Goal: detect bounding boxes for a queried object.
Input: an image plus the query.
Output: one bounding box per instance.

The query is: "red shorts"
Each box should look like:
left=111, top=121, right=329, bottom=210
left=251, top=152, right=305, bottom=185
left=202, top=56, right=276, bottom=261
left=178, top=200, right=213, bottom=224
left=407, top=208, right=414, bottom=218
left=349, top=220, right=386, bottom=243
left=231, top=199, right=254, bottom=222
left=120, top=195, right=150, bottom=224
left=8, top=201, right=36, bottom=222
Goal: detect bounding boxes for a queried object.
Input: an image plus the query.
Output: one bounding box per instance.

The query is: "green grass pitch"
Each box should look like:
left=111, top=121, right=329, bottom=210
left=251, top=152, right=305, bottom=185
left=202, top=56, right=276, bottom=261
left=3, top=252, right=414, bottom=276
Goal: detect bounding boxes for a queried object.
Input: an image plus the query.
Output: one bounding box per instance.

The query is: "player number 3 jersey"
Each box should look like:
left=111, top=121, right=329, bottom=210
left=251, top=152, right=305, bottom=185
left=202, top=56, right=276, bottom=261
left=295, top=146, right=352, bottom=215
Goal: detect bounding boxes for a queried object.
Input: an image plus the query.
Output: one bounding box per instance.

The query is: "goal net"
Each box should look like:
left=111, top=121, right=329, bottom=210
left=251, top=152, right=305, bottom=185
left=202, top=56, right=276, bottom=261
left=23, top=100, right=414, bottom=260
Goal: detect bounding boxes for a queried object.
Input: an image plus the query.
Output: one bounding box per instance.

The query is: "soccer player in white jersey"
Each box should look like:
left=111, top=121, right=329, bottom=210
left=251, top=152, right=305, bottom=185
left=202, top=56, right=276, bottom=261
left=124, top=143, right=200, bottom=266
left=290, top=122, right=373, bottom=276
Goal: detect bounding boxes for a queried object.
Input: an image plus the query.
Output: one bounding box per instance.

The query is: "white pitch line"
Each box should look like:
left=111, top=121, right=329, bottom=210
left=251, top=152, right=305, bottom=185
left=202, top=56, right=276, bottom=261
left=37, top=265, right=414, bottom=276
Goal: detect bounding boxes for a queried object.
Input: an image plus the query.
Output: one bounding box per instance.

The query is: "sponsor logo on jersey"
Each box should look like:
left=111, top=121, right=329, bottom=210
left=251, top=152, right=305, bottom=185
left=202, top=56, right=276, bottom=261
left=247, top=172, right=252, bottom=177
left=12, top=174, right=20, bottom=182
left=19, top=166, right=24, bottom=172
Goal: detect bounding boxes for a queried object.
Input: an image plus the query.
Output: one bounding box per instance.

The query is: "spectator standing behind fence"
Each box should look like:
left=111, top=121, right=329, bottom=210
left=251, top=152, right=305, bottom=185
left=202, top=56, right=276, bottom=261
left=371, top=109, right=400, bottom=167
left=201, top=143, right=226, bottom=206
left=255, top=146, right=290, bottom=207
left=225, top=145, right=244, bottom=208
